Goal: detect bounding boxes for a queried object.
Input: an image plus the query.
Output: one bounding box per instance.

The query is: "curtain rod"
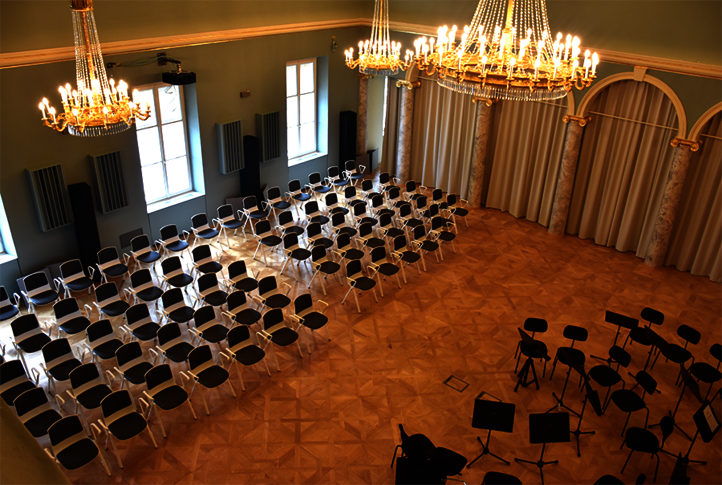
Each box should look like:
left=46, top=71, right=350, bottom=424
left=700, top=133, right=722, bottom=141
left=588, top=111, right=677, bottom=131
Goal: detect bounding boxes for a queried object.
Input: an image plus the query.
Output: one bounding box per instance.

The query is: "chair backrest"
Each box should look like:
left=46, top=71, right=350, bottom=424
left=95, top=282, right=120, bottom=306
left=331, top=212, right=346, bottom=228
left=398, top=424, right=436, bottom=460
left=336, top=233, right=352, bottom=250
left=415, top=195, right=428, bottom=210
left=48, top=415, right=87, bottom=450
left=446, top=194, right=458, bottom=206
left=524, top=317, right=548, bottom=334
left=191, top=213, right=209, bottom=229
left=14, top=387, right=53, bottom=422
left=115, top=342, right=144, bottom=369
left=426, top=204, right=440, bottom=218
left=304, top=200, right=320, bottom=215
left=293, top=293, right=314, bottom=315
left=392, top=235, right=408, bottom=252
left=309, top=172, right=322, bottom=185
left=157, top=322, right=183, bottom=348
left=605, top=311, right=639, bottom=330
left=217, top=204, right=235, bottom=220
left=53, top=298, right=81, bottom=322
left=0, top=360, right=29, bottom=389
left=69, top=363, right=103, bottom=391
left=197, top=273, right=220, bottom=294
left=130, top=269, right=154, bottom=290
left=311, top=245, right=327, bottom=263
left=267, top=186, right=282, bottom=201
left=379, top=172, right=390, bottom=184
left=144, top=364, right=175, bottom=393
left=430, top=216, right=446, bottom=231
left=346, top=260, right=363, bottom=278
left=86, top=320, right=115, bottom=346
left=97, top=247, right=120, bottom=266
left=192, top=244, right=212, bottom=264
left=353, top=203, right=366, bottom=217
left=398, top=204, right=412, bottom=218
left=161, top=256, right=184, bottom=276
left=370, top=194, right=384, bottom=210
left=432, top=188, right=443, bottom=202
left=125, top=303, right=152, bottom=328
left=263, top=308, right=285, bottom=331
left=344, top=186, right=357, bottom=201
left=328, top=166, right=340, bottom=178
left=130, top=235, right=151, bottom=253
left=711, top=343, right=722, bottom=364
left=242, top=195, right=258, bottom=211
left=306, top=222, right=322, bottom=239
left=288, top=179, right=302, bottom=193
left=188, top=345, right=214, bottom=372
left=283, top=232, right=299, bottom=249
left=193, top=305, right=217, bottom=330
left=257, top=276, right=278, bottom=296
left=676, top=325, right=700, bottom=346
left=563, top=325, right=588, bottom=344
left=345, top=160, right=356, bottom=172
left=227, top=289, right=250, bottom=312
left=361, top=179, right=374, bottom=192
left=254, top=219, right=273, bottom=237
left=358, top=222, right=374, bottom=238
left=23, top=271, right=51, bottom=295
left=159, top=224, right=180, bottom=242
left=0, top=286, right=13, bottom=306
left=161, top=288, right=186, bottom=311
left=634, top=370, right=658, bottom=397
left=325, top=192, right=339, bottom=206
left=641, top=307, right=664, bottom=326
left=277, top=210, right=294, bottom=227
left=227, top=260, right=249, bottom=282
left=59, top=260, right=85, bottom=281
left=388, top=186, right=400, bottom=200
left=405, top=181, right=416, bottom=193
left=227, top=325, right=252, bottom=349
left=379, top=213, right=393, bottom=229
left=11, top=314, right=41, bottom=339
left=41, top=338, right=74, bottom=368
left=608, top=345, right=631, bottom=368
left=412, top=225, right=426, bottom=241
left=100, top=390, right=136, bottom=425
left=370, top=246, right=387, bottom=265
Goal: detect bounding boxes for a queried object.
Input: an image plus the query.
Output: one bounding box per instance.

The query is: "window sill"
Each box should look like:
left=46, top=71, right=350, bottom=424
left=0, top=252, right=18, bottom=265
left=147, top=191, right=204, bottom=214
left=288, top=152, right=327, bottom=167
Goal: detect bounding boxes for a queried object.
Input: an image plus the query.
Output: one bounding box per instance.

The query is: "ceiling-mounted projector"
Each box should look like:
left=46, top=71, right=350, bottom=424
left=162, top=69, right=196, bottom=85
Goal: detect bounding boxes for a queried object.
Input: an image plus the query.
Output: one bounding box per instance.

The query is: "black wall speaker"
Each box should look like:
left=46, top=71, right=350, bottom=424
left=241, top=135, right=263, bottom=203
left=68, top=182, right=102, bottom=281
left=339, top=110, right=357, bottom=170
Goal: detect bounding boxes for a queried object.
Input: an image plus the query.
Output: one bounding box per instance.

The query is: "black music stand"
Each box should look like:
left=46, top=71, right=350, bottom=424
left=650, top=366, right=701, bottom=440
left=682, top=400, right=720, bottom=468
left=568, top=363, right=603, bottom=457
left=515, top=413, right=570, bottom=485
left=467, top=392, right=515, bottom=467
left=605, top=311, right=638, bottom=347
left=515, top=328, right=550, bottom=392
left=546, top=350, right=582, bottom=417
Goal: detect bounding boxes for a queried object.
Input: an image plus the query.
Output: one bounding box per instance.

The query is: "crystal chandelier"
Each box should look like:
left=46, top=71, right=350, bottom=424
left=38, top=0, right=150, bottom=136
left=344, top=0, right=414, bottom=76
left=414, top=0, right=599, bottom=101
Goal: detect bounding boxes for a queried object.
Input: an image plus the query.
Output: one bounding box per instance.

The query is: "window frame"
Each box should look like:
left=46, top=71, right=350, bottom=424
left=286, top=58, right=318, bottom=163
left=134, top=82, right=193, bottom=205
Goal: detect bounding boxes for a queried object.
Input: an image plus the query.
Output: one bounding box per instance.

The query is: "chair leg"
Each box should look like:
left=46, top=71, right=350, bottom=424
left=96, top=448, right=112, bottom=476
left=146, top=424, right=158, bottom=448
left=235, top=362, right=246, bottom=391
left=399, top=265, right=408, bottom=284
left=372, top=288, right=379, bottom=303
left=296, top=340, right=304, bottom=358
left=395, top=273, right=402, bottom=289
left=654, top=453, right=660, bottom=482
left=326, top=326, right=332, bottom=341
left=354, top=291, right=361, bottom=313
left=376, top=274, right=385, bottom=298
left=200, top=389, right=210, bottom=415
left=270, top=345, right=281, bottom=372
left=187, top=399, right=198, bottom=420
left=621, top=412, right=632, bottom=436
left=226, top=378, right=236, bottom=398
left=262, top=356, right=272, bottom=376
left=621, top=450, right=633, bottom=473
left=153, top=405, right=167, bottom=438
left=305, top=330, right=313, bottom=354
left=108, top=435, right=123, bottom=468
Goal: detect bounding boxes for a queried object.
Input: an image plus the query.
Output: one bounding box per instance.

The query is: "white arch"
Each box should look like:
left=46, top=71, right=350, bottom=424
left=576, top=72, right=687, bottom=139
left=689, top=102, right=722, bottom=142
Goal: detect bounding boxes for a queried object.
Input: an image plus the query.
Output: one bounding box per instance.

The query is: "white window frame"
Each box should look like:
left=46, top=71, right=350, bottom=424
left=286, top=58, right=318, bottom=164
left=135, top=83, right=193, bottom=205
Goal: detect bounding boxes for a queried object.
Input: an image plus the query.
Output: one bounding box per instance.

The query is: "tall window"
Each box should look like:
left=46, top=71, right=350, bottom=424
left=134, top=84, right=192, bottom=204
left=286, top=59, right=317, bottom=161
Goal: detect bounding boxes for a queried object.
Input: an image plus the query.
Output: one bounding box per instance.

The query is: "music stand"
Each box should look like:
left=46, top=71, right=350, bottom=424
left=515, top=413, right=570, bottom=485
left=514, top=328, right=550, bottom=392
left=545, top=349, right=582, bottom=417
left=467, top=392, right=515, bottom=467
left=569, top=363, right=602, bottom=457
left=682, top=400, right=720, bottom=468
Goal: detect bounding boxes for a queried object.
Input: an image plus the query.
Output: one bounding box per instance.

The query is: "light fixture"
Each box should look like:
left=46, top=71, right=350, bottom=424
left=414, top=0, right=600, bottom=101
left=344, top=0, right=413, bottom=76
left=38, top=0, right=150, bottom=136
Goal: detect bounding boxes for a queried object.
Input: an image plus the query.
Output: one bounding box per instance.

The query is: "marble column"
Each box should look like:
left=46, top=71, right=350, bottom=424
left=467, top=99, right=494, bottom=208
left=395, top=81, right=417, bottom=183
left=548, top=115, right=589, bottom=236
left=644, top=141, right=698, bottom=267
left=356, top=74, right=369, bottom=157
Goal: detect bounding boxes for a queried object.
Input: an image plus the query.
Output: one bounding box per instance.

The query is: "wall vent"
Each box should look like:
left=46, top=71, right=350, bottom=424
left=256, top=112, right=281, bottom=162
left=216, top=120, right=244, bottom=174
left=26, top=164, right=74, bottom=232
left=90, top=151, right=129, bottom=214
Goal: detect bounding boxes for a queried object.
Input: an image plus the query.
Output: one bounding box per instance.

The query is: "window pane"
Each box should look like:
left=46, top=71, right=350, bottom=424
left=141, top=163, right=166, bottom=202
left=299, top=93, right=315, bottom=124
left=165, top=157, right=191, bottom=195
left=286, top=65, right=297, bottom=97
left=158, top=85, right=183, bottom=124
left=134, top=89, right=157, bottom=129
left=300, top=123, right=316, bottom=154
left=136, top=128, right=162, bottom=166
left=299, top=62, right=314, bottom=94
left=287, top=127, right=300, bottom=159
left=161, top=122, right=187, bottom=160
left=287, top=97, right=299, bottom=128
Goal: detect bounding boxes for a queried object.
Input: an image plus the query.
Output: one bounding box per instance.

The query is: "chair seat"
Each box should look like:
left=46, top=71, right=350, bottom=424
left=196, top=366, right=230, bottom=389
left=222, top=219, right=244, bottom=230
left=136, top=287, right=163, bottom=302
left=197, top=261, right=223, bottom=275
left=378, top=263, right=400, bottom=277
left=100, top=300, right=130, bottom=317
left=310, top=215, right=330, bottom=226
left=311, top=237, right=334, bottom=249
left=65, top=277, right=94, bottom=293
left=289, top=248, right=312, bottom=261
left=557, top=347, right=586, bottom=368
left=59, top=316, right=91, bottom=336
left=136, top=251, right=161, bottom=265
left=437, top=232, right=456, bottom=242
left=434, top=446, right=468, bottom=477
left=341, top=248, right=365, bottom=261
left=263, top=294, right=291, bottom=309
left=234, top=346, right=265, bottom=366
left=483, top=471, right=522, bottom=484
left=284, top=226, right=305, bottom=237
left=401, top=251, right=421, bottom=264
left=625, top=427, right=660, bottom=454
left=102, top=264, right=128, bottom=278
left=17, top=333, right=52, bottom=353
left=520, top=340, right=548, bottom=360
left=234, top=279, right=259, bottom=293
left=293, top=193, right=311, bottom=203
left=377, top=208, right=395, bottom=218
left=381, top=225, right=403, bottom=239
left=123, top=362, right=154, bottom=385
left=330, top=207, right=350, bottom=216
left=166, top=240, right=189, bottom=253
left=152, top=386, right=189, bottom=410
left=199, top=325, right=229, bottom=343
left=357, top=217, right=378, bottom=227
left=131, top=322, right=161, bottom=341
left=77, top=385, right=112, bottom=409
left=29, top=290, right=59, bottom=306
left=249, top=209, right=270, bottom=219
left=629, top=327, right=653, bottom=346
left=300, top=312, right=328, bottom=331
left=261, top=235, right=282, bottom=247
left=611, top=390, right=646, bottom=412
left=404, top=219, right=424, bottom=229
left=272, top=201, right=292, bottom=210
left=270, top=328, right=299, bottom=346
left=419, top=241, right=439, bottom=252
left=197, top=228, right=219, bottom=240
left=168, top=306, right=195, bottom=324
left=165, top=342, right=194, bottom=363
left=589, top=365, right=622, bottom=387
left=25, top=409, right=62, bottom=437
left=233, top=308, right=262, bottom=327
left=203, top=291, right=228, bottom=307
left=93, top=340, right=124, bottom=360
left=349, top=173, right=364, bottom=180
left=318, top=261, right=341, bottom=275
left=1, top=381, right=36, bottom=406
left=363, top=238, right=385, bottom=250
left=56, top=438, right=99, bottom=470
left=0, top=304, right=19, bottom=321
left=108, top=412, right=147, bottom=440
left=661, top=344, right=692, bottom=364
left=336, top=227, right=357, bottom=238
left=333, top=180, right=349, bottom=187
left=167, top=273, right=194, bottom=288
left=314, top=186, right=331, bottom=194
left=351, top=277, right=376, bottom=291
left=689, top=362, right=722, bottom=384
left=451, top=207, right=469, bottom=217
left=48, top=359, right=82, bottom=381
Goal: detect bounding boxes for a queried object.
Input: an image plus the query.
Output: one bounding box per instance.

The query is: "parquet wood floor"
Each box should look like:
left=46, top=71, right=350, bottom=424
left=2, top=191, right=720, bottom=485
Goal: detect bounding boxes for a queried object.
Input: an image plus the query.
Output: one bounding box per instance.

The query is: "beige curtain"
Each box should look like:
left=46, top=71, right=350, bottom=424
left=380, top=82, right=400, bottom=174
left=485, top=98, right=567, bottom=226
left=409, top=78, right=477, bottom=198
left=664, top=112, right=722, bottom=282
left=566, top=80, right=678, bottom=255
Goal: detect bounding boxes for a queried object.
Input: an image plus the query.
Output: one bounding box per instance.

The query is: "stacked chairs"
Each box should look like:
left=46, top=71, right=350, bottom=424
left=190, top=213, right=221, bottom=250
left=40, top=338, right=83, bottom=394
left=129, top=235, right=161, bottom=274
left=0, top=286, right=20, bottom=322
left=225, top=325, right=271, bottom=391
left=143, top=364, right=197, bottom=437
left=215, top=204, right=247, bottom=245
left=98, top=389, right=158, bottom=468
left=157, top=224, right=191, bottom=259
left=266, top=186, right=292, bottom=221
left=183, top=345, right=236, bottom=414
left=52, top=298, right=92, bottom=338
left=161, top=256, right=194, bottom=293
left=290, top=294, right=331, bottom=353
left=307, top=172, right=331, bottom=199
left=22, top=271, right=60, bottom=313
left=159, top=288, right=195, bottom=328
left=56, top=260, right=95, bottom=298
left=10, top=314, right=52, bottom=372
left=96, top=247, right=130, bottom=284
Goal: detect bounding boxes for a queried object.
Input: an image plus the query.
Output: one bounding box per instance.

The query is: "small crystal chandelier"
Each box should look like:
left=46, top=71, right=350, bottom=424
left=414, top=0, right=600, bottom=101
left=344, top=0, right=413, bottom=76
left=38, top=0, right=150, bottom=136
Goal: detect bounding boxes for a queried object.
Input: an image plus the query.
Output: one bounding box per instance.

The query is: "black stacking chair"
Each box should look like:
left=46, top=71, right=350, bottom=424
left=398, top=204, right=424, bottom=237
left=390, top=235, right=422, bottom=283
left=215, top=203, right=247, bottom=245
left=378, top=172, right=399, bottom=193
left=10, top=314, right=52, bottom=372
left=191, top=244, right=223, bottom=279
left=225, top=325, right=271, bottom=391
left=190, top=212, right=220, bottom=250
left=98, top=390, right=158, bottom=468
left=307, top=172, right=331, bottom=199
left=482, top=471, right=523, bottom=484
left=290, top=294, right=330, bottom=354
left=429, top=216, right=457, bottom=260
left=514, top=318, right=549, bottom=377
left=623, top=308, right=664, bottom=369
left=159, top=288, right=195, bottom=327
left=123, top=303, right=161, bottom=343
left=287, top=179, right=311, bottom=217
left=435, top=446, right=468, bottom=484
left=326, top=165, right=350, bottom=192
left=161, top=256, right=194, bottom=292
left=40, top=338, right=82, bottom=394
left=130, top=235, right=161, bottom=274
left=410, top=224, right=441, bottom=270
left=280, top=232, right=312, bottom=281
left=304, top=200, right=330, bottom=227
left=260, top=309, right=303, bottom=371
left=431, top=188, right=447, bottom=210
left=266, top=185, right=292, bottom=221
left=252, top=219, right=283, bottom=266
left=620, top=418, right=674, bottom=483
left=66, top=363, right=113, bottom=430
left=127, top=269, right=163, bottom=307
left=156, top=322, right=195, bottom=365
left=52, top=298, right=92, bottom=338
left=56, top=260, right=94, bottom=298
left=369, top=194, right=393, bottom=222
left=387, top=185, right=409, bottom=212
left=391, top=423, right=436, bottom=467
left=277, top=210, right=305, bottom=237
left=610, top=370, right=659, bottom=435
left=342, top=259, right=378, bottom=313
left=404, top=180, right=426, bottom=202
left=242, top=196, right=271, bottom=236
left=195, top=273, right=228, bottom=308
left=308, top=245, right=342, bottom=296
left=85, top=320, right=124, bottom=366
left=343, top=185, right=365, bottom=209
left=589, top=345, right=632, bottom=413
left=325, top=192, right=350, bottom=218
left=157, top=224, right=190, bottom=259
left=650, top=324, right=699, bottom=383
left=225, top=260, right=259, bottom=294
left=184, top=345, right=236, bottom=414
left=0, top=360, right=39, bottom=409
left=13, top=387, right=62, bottom=438
left=331, top=212, right=357, bottom=240
left=344, top=159, right=365, bottom=185
left=377, top=213, right=404, bottom=251
left=0, top=286, right=20, bottom=322
left=113, top=342, right=155, bottom=390
left=306, top=221, right=333, bottom=249
left=191, top=306, right=229, bottom=346
left=255, top=276, right=292, bottom=312
left=143, top=364, right=196, bottom=437
left=550, top=325, right=588, bottom=380
left=96, top=247, right=130, bottom=283
left=22, top=271, right=60, bottom=312
left=361, top=179, right=379, bottom=201
left=357, top=222, right=385, bottom=255
left=93, top=282, right=130, bottom=320
left=368, top=246, right=401, bottom=297
left=352, top=202, right=378, bottom=228
left=446, top=194, right=469, bottom=229
left=689, top=344, right=722, bottom=400
left=333, top=233, right=364, bottom=267
left=46, top=415, right=111, bottom=476
left=605, top=311, right=640, bottom=347
left=224, top=290, right=262, bottom=328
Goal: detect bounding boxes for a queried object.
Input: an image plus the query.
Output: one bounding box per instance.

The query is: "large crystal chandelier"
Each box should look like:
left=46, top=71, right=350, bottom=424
left=38, top=0, right=150, bottom=136
left=414, top=0, right=599, bottom=101
left=344, top=0, right=413, bottom=76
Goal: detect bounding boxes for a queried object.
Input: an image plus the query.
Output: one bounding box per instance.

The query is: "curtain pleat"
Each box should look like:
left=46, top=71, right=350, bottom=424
left=664, top=112, right=722, bottom=282
left=485, top=98, right=567, bottom=225
left=566, top=80, right=678, bottom=255
left=380, top=83, right=400, bottom=174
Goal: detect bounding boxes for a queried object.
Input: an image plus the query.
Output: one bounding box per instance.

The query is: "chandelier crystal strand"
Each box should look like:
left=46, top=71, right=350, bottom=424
left=39, top=0, right=150, bottom=136
left=414, top=0, right=599, bottom=101
left=344, top=0, right=413, bottom=77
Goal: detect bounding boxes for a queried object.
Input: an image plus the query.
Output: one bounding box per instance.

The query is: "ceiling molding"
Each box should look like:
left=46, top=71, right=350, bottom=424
left=1, top=17, right=720, bottom=80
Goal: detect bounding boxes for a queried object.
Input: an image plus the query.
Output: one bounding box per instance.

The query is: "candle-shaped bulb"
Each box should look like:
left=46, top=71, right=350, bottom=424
left=72, top=108, right=79, bottom=117
left=38, top=102, right=46, bottom=118
left=132, top=89, right=139, bottom=103
left=573, top=36, right=580, bottom=47
left=102, top=106, right=109, bottom=114
left=59, top=86, right=68, bottom=104
left=591, top=52, right=599, bottom=75
left=43, top=97, right=49, bottom=106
